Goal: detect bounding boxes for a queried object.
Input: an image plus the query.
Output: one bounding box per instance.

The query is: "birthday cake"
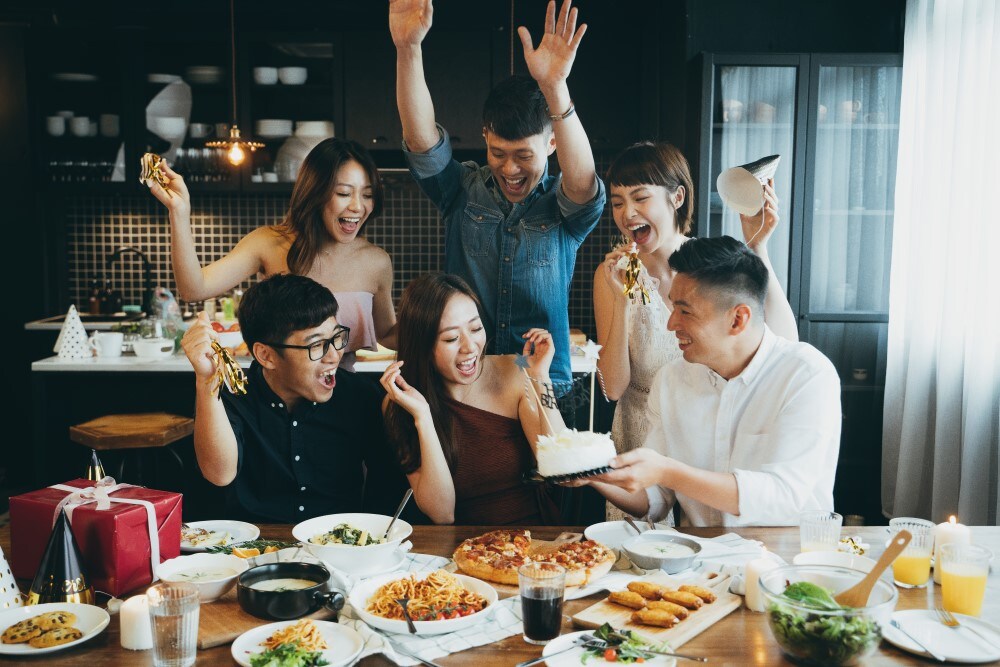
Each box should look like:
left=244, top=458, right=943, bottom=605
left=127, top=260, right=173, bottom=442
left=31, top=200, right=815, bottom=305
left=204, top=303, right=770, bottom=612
left=536, top=428, right=617, bottom=478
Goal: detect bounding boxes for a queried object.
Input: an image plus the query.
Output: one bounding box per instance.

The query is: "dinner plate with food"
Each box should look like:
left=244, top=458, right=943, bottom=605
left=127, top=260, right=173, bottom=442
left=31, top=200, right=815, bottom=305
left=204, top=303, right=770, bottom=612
left=181, top=520, right=260, bottom=552
left=542, top=627, right=677, bottom=666
left=231, top=619, right=363, bottom=667
left=0, top=603, right=110, bottom=656
left=348, top=569, right=498, bottom=635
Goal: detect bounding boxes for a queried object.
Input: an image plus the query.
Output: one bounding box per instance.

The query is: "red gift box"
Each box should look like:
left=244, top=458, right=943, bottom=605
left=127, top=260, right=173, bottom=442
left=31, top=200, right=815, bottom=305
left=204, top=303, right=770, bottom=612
left=9, top=479, right=182, bottom=596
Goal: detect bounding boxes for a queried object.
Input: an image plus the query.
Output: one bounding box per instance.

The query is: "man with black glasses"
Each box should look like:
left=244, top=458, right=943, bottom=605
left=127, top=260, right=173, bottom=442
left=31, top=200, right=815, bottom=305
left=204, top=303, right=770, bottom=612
left=181, top=274, right=409, bottom=522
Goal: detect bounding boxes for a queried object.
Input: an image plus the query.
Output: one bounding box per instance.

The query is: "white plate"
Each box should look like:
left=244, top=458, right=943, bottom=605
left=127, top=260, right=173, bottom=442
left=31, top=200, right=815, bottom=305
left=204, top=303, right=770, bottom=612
left=51, top=72, right=98, bottom=82
left=0, top=603, right=110, bottom=656
left=147, top=73, right=182, bottom=84
left=230, top=620, right=363, bottom=667
left=348, top=571, right=498, bottom=635
left=541, top=630, right=676, bottom=666
left=181, top=520, right=260, bottom=552
left=882, top=609, right=1000, bottom=663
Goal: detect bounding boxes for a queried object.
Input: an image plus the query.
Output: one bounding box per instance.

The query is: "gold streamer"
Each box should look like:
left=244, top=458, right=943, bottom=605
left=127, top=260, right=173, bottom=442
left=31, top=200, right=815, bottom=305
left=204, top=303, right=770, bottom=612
left=621, top=244, right=650, bottom=305
left=208, top=340, right=248, bottom=398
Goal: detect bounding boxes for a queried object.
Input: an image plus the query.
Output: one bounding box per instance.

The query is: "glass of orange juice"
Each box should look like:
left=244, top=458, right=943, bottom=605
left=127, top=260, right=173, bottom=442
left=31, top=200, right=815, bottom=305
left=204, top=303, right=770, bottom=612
left=889, top=517, right=935, bottom=588
left=940, top=543, right=990, bottom=616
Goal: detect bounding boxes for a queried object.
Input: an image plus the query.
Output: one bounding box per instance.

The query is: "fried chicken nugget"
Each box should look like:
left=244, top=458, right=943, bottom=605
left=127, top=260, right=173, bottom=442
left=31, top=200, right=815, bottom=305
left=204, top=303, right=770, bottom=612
left=626, top=581, right=666, bottom=600
left=608, top=590, right=647, bottom=610
left=679, top=584, right=717, bottom=603
left=659, top=589, right=703, bottom=609
left=647, top=599, right=689, bottom=620
left=631, top=607, right=678, bottom=628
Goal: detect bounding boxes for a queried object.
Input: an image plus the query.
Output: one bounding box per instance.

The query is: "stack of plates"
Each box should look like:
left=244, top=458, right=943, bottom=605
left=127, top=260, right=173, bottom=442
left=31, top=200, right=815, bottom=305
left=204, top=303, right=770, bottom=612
left=185, top=66, right=223, bottom=84
left=148, top=73, right=182, bottom=84
left=295, top=120, right=335, bottom=138
left=255, top=119, right=294, bottom=138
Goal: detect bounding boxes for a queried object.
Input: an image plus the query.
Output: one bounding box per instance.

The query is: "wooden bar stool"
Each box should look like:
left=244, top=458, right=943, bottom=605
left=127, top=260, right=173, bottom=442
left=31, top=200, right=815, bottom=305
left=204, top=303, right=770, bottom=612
left=69, top=413, right=193, bottom=483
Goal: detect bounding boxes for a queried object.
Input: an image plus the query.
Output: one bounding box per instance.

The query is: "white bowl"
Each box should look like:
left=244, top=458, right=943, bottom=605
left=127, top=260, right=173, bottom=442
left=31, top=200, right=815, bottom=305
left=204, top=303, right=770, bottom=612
left=278, top=66, right=308, bottom=85
left=132, top=337, right=175, bottom=359
left=292, top=513, right=412, bottom=575
left=253, top=67, right=278, bottom=85
left=254, top=119, right=294, bottom=138
left=149, top=116, right=186, bottom=139
left=156, top=553, right=249, bottom=602
left=215, top=330, right=244, bottom=349
left=348, top=571, right=497, bottom=635
left=295, top=120, right=335, bottom=138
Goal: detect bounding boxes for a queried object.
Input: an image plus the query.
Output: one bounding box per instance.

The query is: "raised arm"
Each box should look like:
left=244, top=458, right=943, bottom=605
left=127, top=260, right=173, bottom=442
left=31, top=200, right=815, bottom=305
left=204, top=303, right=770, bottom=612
left=593, top=249, right=633, bottom=400
left=371, top=249, right=399, bottom=350
left=181, top=313, right=239, bottom=486
left=517, top=329, right=566, bottom=448
left=380, top=361, right=455, bottom=524
left=390, top=0, right=440, bottom=153
left=147, top=161, right=263, bottom=302
left=518, top=0, right=597, bottom=204
left=741, top=179, right=798, bottom=341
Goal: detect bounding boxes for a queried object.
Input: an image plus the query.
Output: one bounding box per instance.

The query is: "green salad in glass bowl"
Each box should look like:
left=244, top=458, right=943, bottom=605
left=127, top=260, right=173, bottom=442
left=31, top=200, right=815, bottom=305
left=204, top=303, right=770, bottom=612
left=760, top=565, right=897, bottom=666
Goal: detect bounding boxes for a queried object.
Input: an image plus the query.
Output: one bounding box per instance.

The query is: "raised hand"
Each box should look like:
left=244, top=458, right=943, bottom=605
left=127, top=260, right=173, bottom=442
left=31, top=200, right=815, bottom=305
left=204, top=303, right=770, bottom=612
left=601, top=247, right=631, bottom=295
left=389, top=0, right=433, bottom=48
left=521, top=328, right=555, bottom=378
left=380, top=361, right=431, bottom=418
left=592, top=448, right=671, bottom=494
left=146, top=161, right=191, bottom=218
left=182, top=312, right=219, bottom=381
left=517, top=0, right=587, bottom=87
left=739, top=178, right=779, bottom=251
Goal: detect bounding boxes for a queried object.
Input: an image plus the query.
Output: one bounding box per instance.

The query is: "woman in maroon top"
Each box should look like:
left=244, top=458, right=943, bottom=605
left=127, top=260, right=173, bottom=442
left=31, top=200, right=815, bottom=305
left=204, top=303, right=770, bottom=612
left=381, top=273, right=562, bottom=525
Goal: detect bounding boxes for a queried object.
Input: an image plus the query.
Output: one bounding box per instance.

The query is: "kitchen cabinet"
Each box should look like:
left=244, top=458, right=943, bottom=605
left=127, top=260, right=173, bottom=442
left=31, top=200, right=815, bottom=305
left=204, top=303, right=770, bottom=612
left=697, top=53, right=902, bottom=523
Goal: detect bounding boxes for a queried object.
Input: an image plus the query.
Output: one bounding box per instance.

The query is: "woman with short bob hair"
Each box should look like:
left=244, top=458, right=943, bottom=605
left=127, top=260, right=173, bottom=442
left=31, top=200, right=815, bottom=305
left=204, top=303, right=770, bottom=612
left=381, top=273, right=563, bottom=525
left=147, top=138, right=395, bottom=370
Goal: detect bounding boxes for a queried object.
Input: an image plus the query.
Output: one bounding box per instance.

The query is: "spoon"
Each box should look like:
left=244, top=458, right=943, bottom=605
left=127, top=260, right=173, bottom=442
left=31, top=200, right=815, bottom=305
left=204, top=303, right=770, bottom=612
left=623, top=516, right=644, bottom=535
left=383, top=488, right=414, bottom=541
left=834, top=529, right=911, bottom=608
left=396, top=598, right=418, bottom=634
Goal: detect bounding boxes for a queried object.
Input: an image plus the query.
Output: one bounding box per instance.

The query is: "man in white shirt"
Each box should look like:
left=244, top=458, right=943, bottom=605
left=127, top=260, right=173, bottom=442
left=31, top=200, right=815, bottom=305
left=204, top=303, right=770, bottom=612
left=587, top=236, right=841, bottom=526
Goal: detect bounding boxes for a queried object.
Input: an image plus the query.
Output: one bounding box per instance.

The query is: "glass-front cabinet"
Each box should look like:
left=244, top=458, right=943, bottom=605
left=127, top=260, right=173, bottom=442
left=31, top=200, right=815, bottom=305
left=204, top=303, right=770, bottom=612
left=698, top=53, right=903, bottom=522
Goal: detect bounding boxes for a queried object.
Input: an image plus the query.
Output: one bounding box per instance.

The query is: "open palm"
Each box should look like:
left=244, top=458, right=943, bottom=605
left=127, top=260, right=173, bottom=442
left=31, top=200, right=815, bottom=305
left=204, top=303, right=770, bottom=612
left=518, top=0, right=587, bottom=86
left=389, top=0, right=433, bottom=47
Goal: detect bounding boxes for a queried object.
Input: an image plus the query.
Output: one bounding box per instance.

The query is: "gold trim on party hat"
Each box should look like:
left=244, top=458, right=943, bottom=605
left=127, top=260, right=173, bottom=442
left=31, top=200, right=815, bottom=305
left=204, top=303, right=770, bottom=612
left=27, top=509, right=94, bottom=606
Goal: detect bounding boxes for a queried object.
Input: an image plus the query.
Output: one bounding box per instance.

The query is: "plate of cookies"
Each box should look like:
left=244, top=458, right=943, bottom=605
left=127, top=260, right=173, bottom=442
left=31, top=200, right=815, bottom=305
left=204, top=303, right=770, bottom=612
left=0, top=603, right=110, bottom=655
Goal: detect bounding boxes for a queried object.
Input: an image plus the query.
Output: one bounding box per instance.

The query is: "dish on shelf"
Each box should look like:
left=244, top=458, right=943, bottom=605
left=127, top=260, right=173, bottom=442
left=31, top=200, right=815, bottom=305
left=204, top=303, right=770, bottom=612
left=51, top=72, right=98, bottom=82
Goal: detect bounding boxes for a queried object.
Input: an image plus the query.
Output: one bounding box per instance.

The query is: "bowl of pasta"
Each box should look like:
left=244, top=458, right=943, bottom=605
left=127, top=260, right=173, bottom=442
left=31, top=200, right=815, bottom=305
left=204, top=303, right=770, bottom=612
left=348, top=569, right=497, bottom=635
left=292, top=513, right=412, bottom=575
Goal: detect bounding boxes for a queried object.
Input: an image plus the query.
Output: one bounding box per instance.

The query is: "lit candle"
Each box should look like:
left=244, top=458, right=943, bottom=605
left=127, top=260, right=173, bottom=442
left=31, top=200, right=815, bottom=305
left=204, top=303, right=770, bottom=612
left=119, top=594, right=153, bottom=650
left=934, top=515, right=971, bottom=584
left=744, top=556, right=780, bottom=612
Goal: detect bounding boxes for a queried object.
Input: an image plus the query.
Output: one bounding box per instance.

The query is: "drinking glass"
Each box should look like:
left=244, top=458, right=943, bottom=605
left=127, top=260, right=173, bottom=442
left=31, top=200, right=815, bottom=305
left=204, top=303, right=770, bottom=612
left=799, top=511, right=842, bottom=552
left=940, top=543, right=990, bottom=616
left=146, top=582, right=199, bottom=667
left=518, top=562, right=565, bottom=645
left=889, top=517, right=935, bottom=588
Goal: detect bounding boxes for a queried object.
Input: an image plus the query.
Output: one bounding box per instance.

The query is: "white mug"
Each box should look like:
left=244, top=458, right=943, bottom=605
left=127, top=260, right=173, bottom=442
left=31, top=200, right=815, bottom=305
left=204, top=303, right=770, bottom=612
left=70, top=116, right=91, bottom=137
left=46, top=116, right=66, bottom=136
left=189, top=123, right=212, bottom=138
left=89, top=331, right=124, bottom=358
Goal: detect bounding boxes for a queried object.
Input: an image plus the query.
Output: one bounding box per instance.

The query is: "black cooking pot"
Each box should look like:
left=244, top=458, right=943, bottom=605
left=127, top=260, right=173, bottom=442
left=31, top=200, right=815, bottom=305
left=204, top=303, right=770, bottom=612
left=237, top=562, right=345, bottom=621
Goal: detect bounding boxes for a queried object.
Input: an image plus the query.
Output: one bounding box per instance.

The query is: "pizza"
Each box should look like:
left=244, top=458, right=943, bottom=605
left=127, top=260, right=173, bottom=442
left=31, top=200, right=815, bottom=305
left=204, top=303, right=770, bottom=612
left=452, top=529, right=615, bottom=587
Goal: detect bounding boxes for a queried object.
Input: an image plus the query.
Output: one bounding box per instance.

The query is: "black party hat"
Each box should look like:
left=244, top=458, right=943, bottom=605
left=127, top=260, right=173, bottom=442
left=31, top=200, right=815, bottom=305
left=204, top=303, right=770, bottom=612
left=86, top=449, right=106, bottom=481
left=27, top=509, right=94, bottom=605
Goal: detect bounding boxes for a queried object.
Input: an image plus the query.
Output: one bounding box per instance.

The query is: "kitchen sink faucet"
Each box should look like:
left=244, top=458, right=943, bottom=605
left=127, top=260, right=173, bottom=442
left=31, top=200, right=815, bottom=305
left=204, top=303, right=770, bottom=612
left=107, top=246, right=154, bottom=316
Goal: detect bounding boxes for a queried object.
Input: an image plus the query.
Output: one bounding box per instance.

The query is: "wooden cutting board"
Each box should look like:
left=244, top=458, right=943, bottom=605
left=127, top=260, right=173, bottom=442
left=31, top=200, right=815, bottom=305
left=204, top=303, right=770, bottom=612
left=446, top=532, right=583, bottom=599
left=572, top=572, right=740, bottom=648
left=197, top=587, right=337, bottom=649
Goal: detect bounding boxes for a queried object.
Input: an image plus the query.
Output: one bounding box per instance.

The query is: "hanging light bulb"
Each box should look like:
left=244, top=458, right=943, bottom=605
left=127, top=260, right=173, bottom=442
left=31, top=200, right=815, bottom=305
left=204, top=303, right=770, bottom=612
left=205, top=0, right=264, bottom=165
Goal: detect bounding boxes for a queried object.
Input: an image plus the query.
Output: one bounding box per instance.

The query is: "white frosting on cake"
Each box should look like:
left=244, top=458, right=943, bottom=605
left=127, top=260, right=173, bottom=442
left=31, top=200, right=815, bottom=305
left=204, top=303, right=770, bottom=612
left=536, top=428, right=617, bottom=477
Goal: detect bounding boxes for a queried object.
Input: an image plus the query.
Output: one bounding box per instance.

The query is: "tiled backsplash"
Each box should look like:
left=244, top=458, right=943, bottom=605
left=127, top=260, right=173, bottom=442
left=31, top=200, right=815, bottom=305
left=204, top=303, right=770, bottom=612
left=66, top=172, right=621, bottom=338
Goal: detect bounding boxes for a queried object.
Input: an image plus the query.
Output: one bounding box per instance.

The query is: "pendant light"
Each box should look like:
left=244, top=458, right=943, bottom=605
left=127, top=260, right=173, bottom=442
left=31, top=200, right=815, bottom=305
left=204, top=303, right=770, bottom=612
left=206, top=0, right=263, bottom=165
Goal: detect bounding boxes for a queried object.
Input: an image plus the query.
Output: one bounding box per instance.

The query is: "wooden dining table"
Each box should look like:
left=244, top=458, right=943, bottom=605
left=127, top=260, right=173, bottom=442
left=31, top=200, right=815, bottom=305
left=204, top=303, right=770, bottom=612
left=2, top=524, right=997, bottom=666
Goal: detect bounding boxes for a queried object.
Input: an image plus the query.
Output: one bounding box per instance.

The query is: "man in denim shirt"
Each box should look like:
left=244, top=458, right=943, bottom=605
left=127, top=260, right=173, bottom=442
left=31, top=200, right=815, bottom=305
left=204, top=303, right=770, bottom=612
left=390, top=0, right=606, bottom=389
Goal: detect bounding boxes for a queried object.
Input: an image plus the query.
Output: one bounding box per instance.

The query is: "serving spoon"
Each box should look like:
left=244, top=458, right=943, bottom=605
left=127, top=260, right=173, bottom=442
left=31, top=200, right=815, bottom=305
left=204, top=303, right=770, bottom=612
left=834, top=529, right=911, bottom=608
left=383, top=488, right=414, bottom=541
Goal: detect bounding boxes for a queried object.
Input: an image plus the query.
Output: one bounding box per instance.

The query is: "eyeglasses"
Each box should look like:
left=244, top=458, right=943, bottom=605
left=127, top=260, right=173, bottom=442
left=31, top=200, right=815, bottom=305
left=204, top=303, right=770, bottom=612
left=262, top=326, right=350, bottom=361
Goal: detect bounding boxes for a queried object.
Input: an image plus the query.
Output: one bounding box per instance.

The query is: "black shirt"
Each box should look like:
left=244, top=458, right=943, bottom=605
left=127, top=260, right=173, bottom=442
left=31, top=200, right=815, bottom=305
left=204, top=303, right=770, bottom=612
left=220, top=362, right=410, bottom=523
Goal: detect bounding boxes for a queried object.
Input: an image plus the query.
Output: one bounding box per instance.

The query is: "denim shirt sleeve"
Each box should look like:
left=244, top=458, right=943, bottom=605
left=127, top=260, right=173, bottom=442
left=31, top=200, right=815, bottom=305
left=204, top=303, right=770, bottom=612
left=555, top=174, right=607, bottom=242
left=402, top=124, right=467, bottom=216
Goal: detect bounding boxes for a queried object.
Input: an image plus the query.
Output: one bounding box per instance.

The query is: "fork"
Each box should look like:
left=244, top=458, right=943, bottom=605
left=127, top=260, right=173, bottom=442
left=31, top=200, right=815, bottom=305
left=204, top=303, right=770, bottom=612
left=396, top=598, right=417, bottom=634
left=934, top=605, right=1000, bottom=651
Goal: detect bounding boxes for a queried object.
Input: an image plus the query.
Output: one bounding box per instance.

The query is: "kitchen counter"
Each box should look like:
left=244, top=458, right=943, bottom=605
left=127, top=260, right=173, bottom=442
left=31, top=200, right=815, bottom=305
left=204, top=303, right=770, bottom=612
left=25, top=313, right=147, bottom=331
left=31, top=353, right=597, bottom=373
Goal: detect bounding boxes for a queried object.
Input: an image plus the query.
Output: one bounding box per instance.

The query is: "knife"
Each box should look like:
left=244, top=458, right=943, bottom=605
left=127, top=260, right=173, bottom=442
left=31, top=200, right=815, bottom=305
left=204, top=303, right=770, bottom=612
left=890, top=619, right=946, bottom=662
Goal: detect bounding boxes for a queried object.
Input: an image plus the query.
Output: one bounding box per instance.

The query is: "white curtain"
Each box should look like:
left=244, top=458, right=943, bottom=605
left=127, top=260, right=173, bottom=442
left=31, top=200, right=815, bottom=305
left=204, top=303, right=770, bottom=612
left=882, top=0, right=1000, bottom=525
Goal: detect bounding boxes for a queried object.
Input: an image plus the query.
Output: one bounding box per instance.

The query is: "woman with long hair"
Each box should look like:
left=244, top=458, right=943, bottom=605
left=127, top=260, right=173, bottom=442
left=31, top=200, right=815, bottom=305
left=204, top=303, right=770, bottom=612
left=381, top=273, right=563, bottom=525
left=594, top=142, right=797, bottom=518
left=146, top=138, right=396, bottom=369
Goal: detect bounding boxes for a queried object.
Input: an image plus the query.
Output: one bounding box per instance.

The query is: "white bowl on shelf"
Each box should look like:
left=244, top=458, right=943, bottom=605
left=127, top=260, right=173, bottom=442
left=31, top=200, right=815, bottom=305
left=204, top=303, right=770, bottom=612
left=255, top=119, right=294, bottom=138
left=185, top=65, right=222, bottom=84
left=294, top=120, right=334, bottom=138
left=278, top=67, right=308, bottom=85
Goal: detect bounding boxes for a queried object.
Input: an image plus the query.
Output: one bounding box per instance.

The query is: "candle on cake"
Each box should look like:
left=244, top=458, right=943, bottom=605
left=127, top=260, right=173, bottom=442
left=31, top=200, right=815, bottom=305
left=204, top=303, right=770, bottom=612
left=933, top=515, right=971, bottom=584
